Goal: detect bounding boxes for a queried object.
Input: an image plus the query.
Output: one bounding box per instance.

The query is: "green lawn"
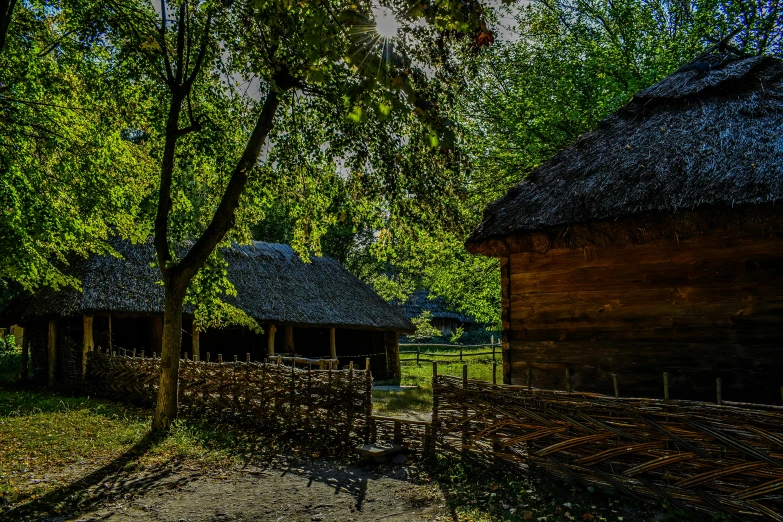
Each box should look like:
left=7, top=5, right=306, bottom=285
left=373, top=345, right=499, bottom=416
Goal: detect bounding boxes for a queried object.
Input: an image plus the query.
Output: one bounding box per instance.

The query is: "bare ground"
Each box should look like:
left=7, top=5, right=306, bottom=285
left=10, top=459, right=449, bottom=522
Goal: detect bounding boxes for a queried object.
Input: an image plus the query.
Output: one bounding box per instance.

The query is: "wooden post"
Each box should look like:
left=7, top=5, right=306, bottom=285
left=217, top=353, right=223, bottom=364
left=492, top=343, right=496, bottom=363
left=492, top=362, right=497, bottom=385
left=246, top=353, right=251, bottom=363
left=462, top=363, right=469, bottom=457
left=285, top=326, right=294, bottom=354
left=565, top=368, right=571, bottom=393
left=192, top=322, right=200, bottom=361
left=612, top=373, right=619, bottom=398
left=206, top=352, right=211, bottom=363
left=82, top=315, right=94, bottom=379
left=459, top=344, right=463, bottom=362
left=416, top=345, right=420, bottom=365
left=48, top=319, right=57, bottom=386
left=527, top=367, right=532, bottom=390
left=108, top=314, right=113, bottom=353
left=329, top=327, right=336, bottom=359
left=20, top=326, right=29, bottom=381
left=267, top=324, right=277, bottom=357
left=716, top=378, right=722, bottom=406
left=431, top=361, right=439, bottom=454
left=663, top=372, right=670, bottom=400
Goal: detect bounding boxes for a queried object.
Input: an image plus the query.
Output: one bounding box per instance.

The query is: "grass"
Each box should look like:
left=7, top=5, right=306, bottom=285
left=373, top=346, right=498, bottom=416
left=0, top=387, right=313, bottom=519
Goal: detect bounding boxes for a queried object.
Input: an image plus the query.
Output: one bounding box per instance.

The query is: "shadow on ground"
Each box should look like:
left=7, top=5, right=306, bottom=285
left=3, top=430, right=190, bottom=521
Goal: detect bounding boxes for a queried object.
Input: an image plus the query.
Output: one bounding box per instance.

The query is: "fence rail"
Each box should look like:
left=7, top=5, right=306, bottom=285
left=399, top=343, right=499, bottom=364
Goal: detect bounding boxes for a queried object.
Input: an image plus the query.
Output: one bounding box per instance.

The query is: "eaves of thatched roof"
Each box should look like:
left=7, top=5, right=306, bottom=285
left=4, top=240, right=414, bottom=332
left=467, top=54, right=783, bottom=255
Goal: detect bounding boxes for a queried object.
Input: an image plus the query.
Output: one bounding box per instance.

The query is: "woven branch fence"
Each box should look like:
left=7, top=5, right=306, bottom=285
left=433, top=374, right=783, bottom=521
left=84, top=351, right=372, bottom=446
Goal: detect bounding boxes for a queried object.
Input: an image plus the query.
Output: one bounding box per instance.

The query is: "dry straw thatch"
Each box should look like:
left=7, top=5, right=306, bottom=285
left=6, top=239, right=413, bottom=332
left=467, top=55, right=783, bottom=255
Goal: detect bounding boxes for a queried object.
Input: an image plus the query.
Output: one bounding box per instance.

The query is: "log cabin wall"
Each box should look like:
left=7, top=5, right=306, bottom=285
left=504, top=233, right=783, bottom=404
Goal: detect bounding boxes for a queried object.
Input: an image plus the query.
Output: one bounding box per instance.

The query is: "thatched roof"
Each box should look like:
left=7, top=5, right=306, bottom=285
left=3, top=240, right=414, bottom=332
left=399, top=289, right=473, bottom=323
left=467, top=54, right=783, bottom=255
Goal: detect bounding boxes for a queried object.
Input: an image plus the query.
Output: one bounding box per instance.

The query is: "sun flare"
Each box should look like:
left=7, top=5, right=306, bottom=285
left=372, top=5, right=400, bottom=39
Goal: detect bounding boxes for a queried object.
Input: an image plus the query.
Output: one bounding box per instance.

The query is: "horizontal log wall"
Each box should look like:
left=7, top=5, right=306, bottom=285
left=504, top=234, right=783, bottom=403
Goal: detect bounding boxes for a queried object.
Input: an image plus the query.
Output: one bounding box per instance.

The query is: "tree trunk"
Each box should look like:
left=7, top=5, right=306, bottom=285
left=152, top=285, right=186, bottom=430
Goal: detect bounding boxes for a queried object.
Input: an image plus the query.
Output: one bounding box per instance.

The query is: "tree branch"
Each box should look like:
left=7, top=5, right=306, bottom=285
left=175, top=2, right=186, bottom=84
left=176, top=88, right=283, bottom=283
left=0, top=0, right=17, bottom=56
left=184, top=11, right=212, bottom=89
left=160, top=0, right=174, bottom=83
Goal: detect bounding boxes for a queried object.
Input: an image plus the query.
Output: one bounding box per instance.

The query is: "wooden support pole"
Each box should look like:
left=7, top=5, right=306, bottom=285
left=329, top=327, right=336, bottom=359
left=267, top=324, right=277, bottom=357
left=565, top=368, right=571, bottom=393
left=663, top=372, right=670, bottom=400
left=246, top=353, right=251, bottom=363
left=492, top=362, right=497, bottom=385
left=716, top=378, right=722, bottom=406
left=217, top=353, right=223, bottom=364
left=82, top=315, right=94, bottom=379
left=206, top=352, right=211, bottom=363
left=431, top=361, right=439, bottom=454
left=192, top=322, right=200, bottom=361
left=20, top=326, right=28, bottom=381
left=612, top=373, right=620, bottom=398
left=285, top=326, right=294, bottom=354
left=527, top=367, right=532, bottom=390
left=48, top=319, right=57, bottom=386
left=108, top=314, right=113, bottom=353
left=365, top=357, right=371, bottom=372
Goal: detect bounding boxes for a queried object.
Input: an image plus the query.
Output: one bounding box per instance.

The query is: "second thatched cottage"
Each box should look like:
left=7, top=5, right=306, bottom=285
left=467, top=54, right=783, bottom=404
left=3, top=240, right=413, bottom=385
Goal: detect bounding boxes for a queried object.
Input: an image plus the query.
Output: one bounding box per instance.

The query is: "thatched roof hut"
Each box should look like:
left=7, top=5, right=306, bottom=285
left=399, top=289, right=474, bottom=336
left=5, top=240, right=412, bottom=384
left=467, top=54, right=783, bottom=404
left=468, top=54, right=783, bottom=255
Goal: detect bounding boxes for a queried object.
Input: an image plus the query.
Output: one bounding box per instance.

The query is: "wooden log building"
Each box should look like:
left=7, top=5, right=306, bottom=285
left=2, top=240, right=413, bottom=385
left=467, top=54, right=783, bottom=404
left=400, top=289, right=475, bottom=337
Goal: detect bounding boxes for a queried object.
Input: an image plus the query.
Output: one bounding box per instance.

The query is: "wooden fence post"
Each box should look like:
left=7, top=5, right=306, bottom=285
left=416, top=345, right=420, bottom=365
left=459, top=345, right=463, bottom=362
left=492, top=362, right=497, bottom=385
left=462, top=363, right=468, bottom=457
left=663, top=372, right=670, bottom=400
left=716, top=378, right=722, bottom=406
left=431, top=362, right=439, bottom=453
left=612, top=373, right=619, bottom=398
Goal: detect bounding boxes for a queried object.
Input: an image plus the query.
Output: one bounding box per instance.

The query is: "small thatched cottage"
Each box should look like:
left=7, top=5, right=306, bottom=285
left=3, top=240, right=413, bottom=385
left=400, top=289, right=475, bottom=336
left=467, top=54, right=783, bottom=404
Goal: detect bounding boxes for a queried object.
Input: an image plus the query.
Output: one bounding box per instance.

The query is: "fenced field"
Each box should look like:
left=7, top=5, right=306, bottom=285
left=373, top=343, right=500, bottom=415
left=84, top=350, right=372, bottom=447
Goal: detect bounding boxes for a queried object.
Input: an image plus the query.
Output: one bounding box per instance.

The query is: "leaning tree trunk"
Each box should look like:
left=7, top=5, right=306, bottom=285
left=152, top=284, right=186, bottom=429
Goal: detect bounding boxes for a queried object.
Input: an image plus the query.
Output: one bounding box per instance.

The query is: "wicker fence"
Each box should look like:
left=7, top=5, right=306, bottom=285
left=432, top=372, right=783, bottom=521
left=84, top=351, right=372, bottom=445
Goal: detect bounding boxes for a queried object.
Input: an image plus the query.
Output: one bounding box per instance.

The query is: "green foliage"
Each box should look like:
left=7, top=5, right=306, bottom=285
left=0, top=0, right=157, bottom=292
left=449, top=325, right=464, bottom=344
left=409, top=311, right=442, bottom=341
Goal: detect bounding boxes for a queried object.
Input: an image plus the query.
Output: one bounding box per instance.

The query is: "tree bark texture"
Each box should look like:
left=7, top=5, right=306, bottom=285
left=152, top=285, right=186, bottom=429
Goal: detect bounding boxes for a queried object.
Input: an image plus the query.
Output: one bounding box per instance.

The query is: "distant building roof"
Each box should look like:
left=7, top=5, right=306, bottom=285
left=399, top=289, right=473, bottom=324
left=467, top=54, right=783, bottom=255
left=3, top=239, right=414, bottom=332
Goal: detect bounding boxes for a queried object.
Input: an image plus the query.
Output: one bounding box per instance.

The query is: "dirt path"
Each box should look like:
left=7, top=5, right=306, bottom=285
left=41, top=461, right=448, bottom=522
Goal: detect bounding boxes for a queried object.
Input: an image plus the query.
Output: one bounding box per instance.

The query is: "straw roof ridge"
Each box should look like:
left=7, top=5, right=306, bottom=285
left=467, top=54, right=783, bottom=250
left=4, top=239, right=414, bottom=332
